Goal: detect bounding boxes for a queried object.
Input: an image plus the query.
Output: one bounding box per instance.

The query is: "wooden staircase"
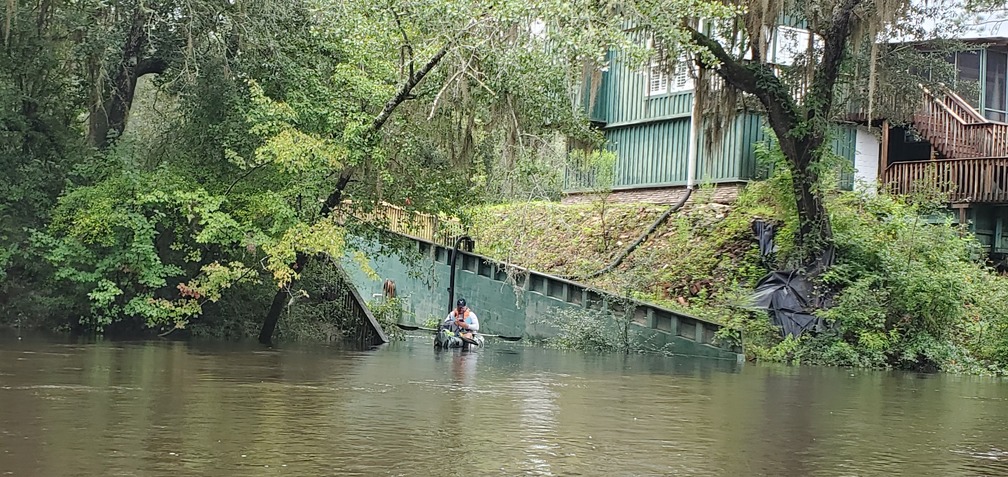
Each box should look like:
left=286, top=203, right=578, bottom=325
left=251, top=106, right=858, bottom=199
left=912, top=87, right=1008, bottom=159
left=882, top=87, right=1008, bottom=203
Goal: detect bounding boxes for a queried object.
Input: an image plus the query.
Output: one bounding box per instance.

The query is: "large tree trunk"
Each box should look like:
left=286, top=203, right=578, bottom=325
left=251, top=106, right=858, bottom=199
left=87, top=6, right=166, bottom=149
left=258, top=251, right=310, bottom=344
left=685, top=0, right=863, bottom=269
left=791, top=159, right=835, bottom=271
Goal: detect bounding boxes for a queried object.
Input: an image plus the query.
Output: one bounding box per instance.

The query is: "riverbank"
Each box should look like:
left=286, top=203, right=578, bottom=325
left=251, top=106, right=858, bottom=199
left=465, top=179, right=1008, bottom=375
left=467, top=187, right=767, bottom=324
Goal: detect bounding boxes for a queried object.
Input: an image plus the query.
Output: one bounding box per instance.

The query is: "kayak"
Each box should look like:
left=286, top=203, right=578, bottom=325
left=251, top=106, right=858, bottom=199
left=434, top=326, right=485, bottom=349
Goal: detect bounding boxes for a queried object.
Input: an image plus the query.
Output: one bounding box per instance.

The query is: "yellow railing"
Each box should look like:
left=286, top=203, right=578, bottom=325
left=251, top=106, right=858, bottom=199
left=348, top=201, right=467, bottom=247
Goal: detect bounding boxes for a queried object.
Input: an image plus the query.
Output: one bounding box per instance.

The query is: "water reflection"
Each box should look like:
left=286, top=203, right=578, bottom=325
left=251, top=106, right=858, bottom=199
left=2, top=334, right=1008, bottom=476
left=435, top=348, right=478, bottom=388
left=512, top=375, right=558, bottom=475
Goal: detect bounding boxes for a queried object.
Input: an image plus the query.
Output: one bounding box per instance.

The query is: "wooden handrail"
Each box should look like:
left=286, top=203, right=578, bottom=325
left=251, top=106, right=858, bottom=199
left=913, top=85, right=1008, bottom=159
left=920, top=84, right=986, bottom=124
left=883, top=157, right=1008, bottom=203
left=925, top=92, right=973, bottom=125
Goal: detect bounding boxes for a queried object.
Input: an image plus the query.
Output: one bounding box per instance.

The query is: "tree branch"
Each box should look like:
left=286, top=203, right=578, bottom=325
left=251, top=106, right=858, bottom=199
left=224, top=161, right=269, bottom=197
left=686, top=27, right=800, bottom=155
left=321, top=41, right=453, bottom=217
left=808, top=0, right=864, bottom=122
left=391, top=9, right=414, bottom=79
left=687, top=27, right=758, bottom=93
left=136, top=57, right=168, bottom=76
left=319, top=166, right=355, bottom=218
left=372, top=42, right=450, bottom=132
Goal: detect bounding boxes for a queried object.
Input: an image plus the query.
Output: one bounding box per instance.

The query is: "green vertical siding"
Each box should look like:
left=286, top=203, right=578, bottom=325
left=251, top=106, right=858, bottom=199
left=565, top=113, right=866, bottom=192
left=600, top=51, right=695, bottom=126
left=607, top=119, right=690, bottom=187
left=697, top=113, right=768, bottom=183
left=565, top=113, right=766, bottom=191
left=832, top=126, right=857, bottom=191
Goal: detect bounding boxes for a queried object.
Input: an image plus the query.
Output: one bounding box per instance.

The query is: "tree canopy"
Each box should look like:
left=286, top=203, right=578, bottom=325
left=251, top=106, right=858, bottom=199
left=7, top=0, right=631, bottom=336
left=2, top=0, right=1002, bottom=341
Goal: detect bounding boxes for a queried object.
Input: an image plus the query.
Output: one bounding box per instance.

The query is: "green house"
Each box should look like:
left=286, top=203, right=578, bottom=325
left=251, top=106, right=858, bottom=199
left=564, top=32, right=865, bottom=204
left=568, top=34, right=1008, bottom=260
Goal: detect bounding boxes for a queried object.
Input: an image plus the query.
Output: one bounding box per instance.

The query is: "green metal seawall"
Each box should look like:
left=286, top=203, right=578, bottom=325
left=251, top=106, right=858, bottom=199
left=343, top=233, right=743, bottom=361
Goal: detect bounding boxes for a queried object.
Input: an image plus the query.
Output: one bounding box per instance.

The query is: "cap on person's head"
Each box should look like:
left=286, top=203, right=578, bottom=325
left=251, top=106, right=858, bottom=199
left=456, top=298, right=466, bottom=308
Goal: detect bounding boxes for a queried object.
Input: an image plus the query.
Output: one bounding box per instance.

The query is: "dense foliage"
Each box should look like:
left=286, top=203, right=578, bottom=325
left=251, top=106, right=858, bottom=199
left=470, top=140, right=1008, bottom=374
left=702, top=146, right=1008, bottom=374
left=5, top=0, right=1008, bottom=374
left=1, top=0, right=627, bottom=337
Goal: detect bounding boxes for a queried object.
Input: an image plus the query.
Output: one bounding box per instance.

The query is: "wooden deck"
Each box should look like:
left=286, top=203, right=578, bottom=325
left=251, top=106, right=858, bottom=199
left=883, top=157, right=1008, bottom=203
left=881, top=87, right=1008, bottom=204
left=913, top=88, right=1008, bottom=159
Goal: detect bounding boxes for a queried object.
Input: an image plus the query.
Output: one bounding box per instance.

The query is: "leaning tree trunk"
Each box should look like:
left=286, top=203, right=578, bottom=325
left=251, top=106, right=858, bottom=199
left=257, top=44, right=450, bottom=345
left=87, top=5, right=165, bottom=149
left=257, top=173, right=351, bottom=344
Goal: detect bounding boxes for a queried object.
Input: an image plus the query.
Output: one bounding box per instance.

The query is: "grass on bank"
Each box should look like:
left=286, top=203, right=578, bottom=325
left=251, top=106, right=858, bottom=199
left=466, top=174, right=1008, bottom=375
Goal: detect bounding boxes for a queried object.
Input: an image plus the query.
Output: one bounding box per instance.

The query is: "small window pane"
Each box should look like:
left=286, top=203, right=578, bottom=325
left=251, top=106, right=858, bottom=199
left=956, top=50, right=981, bottom=108
left=985, top=51, right=1007, bottom=117
left=958, top=50, right=981, bottom=83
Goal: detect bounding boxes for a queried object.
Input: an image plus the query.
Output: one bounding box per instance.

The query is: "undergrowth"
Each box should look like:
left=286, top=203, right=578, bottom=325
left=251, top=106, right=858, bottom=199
left=469, top=145, right=1008, bottom=375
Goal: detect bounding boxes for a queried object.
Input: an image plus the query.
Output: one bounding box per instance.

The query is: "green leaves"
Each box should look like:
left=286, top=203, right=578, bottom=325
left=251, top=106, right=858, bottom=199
left=263, top=220, right=347, bottom=286
left=39, top=167, right=291, bottom=330
left=809, top=187, right=1008, bottom=371
left=20, top=0, right=638, bottom=337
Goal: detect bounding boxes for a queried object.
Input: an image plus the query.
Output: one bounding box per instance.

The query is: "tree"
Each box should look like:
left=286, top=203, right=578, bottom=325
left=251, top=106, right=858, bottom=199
left=630, top=0, right=976, bottom=269
left=254, top=0, right=631, bottom=344
left=32, top=0, right=632, bottom=339
left=33, top=0, right=352, bottom=333
left=72, top=0, right=293, bottom=150
left=0, top=0, right=93, bottom=323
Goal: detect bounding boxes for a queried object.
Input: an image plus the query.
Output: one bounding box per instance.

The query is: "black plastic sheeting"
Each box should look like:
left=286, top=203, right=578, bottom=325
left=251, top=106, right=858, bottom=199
left=751, top=270, right=827, bottom=338
left=752, top=219, right=777, bottom=264
left=749, top=219, right=827, bottom=337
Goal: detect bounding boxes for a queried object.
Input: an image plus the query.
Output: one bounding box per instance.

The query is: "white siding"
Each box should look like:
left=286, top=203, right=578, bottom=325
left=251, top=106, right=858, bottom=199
left=854, top=127, right=881, bottom=190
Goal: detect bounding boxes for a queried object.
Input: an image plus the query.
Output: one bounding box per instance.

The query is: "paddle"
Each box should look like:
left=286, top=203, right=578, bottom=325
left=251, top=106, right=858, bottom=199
left=394, top=323, right=523, bottom=341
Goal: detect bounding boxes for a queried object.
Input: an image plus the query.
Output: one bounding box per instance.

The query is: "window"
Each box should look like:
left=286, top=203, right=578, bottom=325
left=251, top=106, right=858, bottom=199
left=985, top=51, right=1007, bottom=122
left=770, top=26, right=819, bottom=66
left=646, top=38, right=693, bottom=96
left=955, top=50, right=982, bottom=109
left=647, top=40, right=668, bottom=95
left=670, top=62, right=692, bottom=91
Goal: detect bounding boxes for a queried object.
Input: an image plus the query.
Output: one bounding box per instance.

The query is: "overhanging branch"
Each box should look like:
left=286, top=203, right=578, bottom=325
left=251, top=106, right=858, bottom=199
left=136, top=57, right=168, bottom=76
left=807, top=0, right=864, bottom=121
left=686, top=27, right=800, bottom=154
left=320, top=42, right=453, bottom=218
left=686, top=27, right=759, bottom=94
left=372, top=43, right=450, bottom=132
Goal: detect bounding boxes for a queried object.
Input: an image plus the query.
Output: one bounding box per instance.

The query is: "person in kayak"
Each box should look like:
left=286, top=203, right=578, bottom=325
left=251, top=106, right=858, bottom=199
left=444, top=298, right=479, bottom=340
